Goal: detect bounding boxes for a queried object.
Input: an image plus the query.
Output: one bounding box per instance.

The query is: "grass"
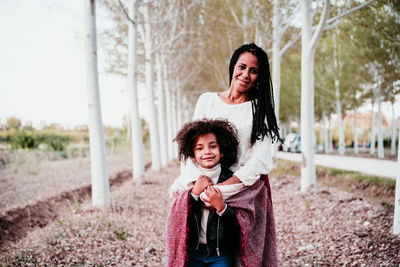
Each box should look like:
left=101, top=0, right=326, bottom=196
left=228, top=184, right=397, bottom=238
left=317, top=165, right=396, bottom=190
left=273, top=159, right=395, bottom=208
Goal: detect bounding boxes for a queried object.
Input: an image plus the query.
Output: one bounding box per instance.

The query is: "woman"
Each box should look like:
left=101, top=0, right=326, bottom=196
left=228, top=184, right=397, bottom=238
left=167, top=43, right=281, bottom=267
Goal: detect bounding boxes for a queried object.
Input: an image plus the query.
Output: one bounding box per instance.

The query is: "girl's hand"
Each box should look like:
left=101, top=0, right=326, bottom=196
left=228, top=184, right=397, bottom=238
left=216, top=175, right=240, bottom=186
left=202, top=186, right=225, bottom=213
left=192, top=175, right=212, bottom=195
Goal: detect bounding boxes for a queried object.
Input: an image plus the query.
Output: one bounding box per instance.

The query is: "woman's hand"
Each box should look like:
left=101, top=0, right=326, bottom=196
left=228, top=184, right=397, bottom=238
left=192, top=175, right=212, bottom=195
left=216, top=175, right=240, bottom=186
left=201, top=186, right=225, bottom=213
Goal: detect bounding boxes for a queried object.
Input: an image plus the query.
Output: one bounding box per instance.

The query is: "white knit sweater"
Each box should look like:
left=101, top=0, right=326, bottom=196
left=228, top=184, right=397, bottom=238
left=182, top=92, right=272, bottom=186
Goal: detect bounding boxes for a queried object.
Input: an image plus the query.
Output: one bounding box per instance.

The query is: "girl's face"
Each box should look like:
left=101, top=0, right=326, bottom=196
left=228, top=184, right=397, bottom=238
left=230, top=51, right=259, bottom=96
left=193, top=133, right=221, bottom=169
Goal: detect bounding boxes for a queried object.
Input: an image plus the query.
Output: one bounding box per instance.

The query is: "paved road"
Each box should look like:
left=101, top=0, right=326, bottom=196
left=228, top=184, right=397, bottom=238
left=277, top=151, right=397, bottom=180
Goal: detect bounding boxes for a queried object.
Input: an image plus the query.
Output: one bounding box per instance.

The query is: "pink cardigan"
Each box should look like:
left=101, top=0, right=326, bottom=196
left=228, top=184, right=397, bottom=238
left=166, top=175, right=277, bottom=267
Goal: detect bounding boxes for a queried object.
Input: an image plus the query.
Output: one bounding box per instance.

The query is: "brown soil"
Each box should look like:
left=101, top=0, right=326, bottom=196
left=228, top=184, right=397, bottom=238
left=0, top=157, right=399, bottom=266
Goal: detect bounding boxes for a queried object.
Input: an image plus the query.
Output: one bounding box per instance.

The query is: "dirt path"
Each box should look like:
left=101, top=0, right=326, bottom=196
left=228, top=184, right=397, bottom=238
left=1, top=161, right=399, bottom=266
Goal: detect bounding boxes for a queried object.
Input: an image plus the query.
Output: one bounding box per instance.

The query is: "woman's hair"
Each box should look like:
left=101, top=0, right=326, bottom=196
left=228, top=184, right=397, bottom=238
left=229, top=43, right=282, bottom=144
left=173, top=119, right=239, bottom=169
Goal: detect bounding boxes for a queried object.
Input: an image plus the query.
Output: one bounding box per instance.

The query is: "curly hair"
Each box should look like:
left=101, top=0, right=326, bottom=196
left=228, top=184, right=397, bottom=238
left=173, top=119, right=239, bottom=169
left=229, top=43, right=282, bottom=144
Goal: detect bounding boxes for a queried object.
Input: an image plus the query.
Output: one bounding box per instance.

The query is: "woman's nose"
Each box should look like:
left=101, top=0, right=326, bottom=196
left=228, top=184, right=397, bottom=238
left=242, top=69, right=250, bottom=78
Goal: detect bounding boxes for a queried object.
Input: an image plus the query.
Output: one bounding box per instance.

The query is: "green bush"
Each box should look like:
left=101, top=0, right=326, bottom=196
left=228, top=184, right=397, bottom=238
left=42, top=133, right=70, bottom=151
left=9, top=130, right=39, bottom=149
left=4, top=130, right=70, bottom=151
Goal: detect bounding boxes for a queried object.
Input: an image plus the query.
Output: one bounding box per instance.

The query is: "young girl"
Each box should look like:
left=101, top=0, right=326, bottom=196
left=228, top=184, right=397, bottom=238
left=167, top=119, right=242, bottom=267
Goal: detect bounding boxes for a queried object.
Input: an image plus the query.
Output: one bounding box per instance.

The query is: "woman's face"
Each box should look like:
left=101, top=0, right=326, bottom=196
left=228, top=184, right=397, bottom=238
left=230, top=51, right=259, bottom=95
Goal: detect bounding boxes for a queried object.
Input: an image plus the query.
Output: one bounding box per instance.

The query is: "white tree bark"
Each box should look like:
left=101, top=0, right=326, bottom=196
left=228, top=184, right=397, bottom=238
left=334, top=32, right=345, bottom=155
left=354, top=107, right=358, bottom=154
left=319, top=121, right=323, bottom=152
left=323, top=112, right=329, bottom=153
left=155, top=52, right=168, bottom=167
left=329, top=115, right=333, bottom=152
left=377, top=89, right=384, bottom=159
left=335, top=81, right=345, bottom=154
left=128, top=0, right=145, bottom=184
left=391, top=102, right=397, bottom=156
left=84, top=0, right=110, bottom=208
left=271, top=0, right=281, bottom=168
left=164, top=61, right=174, bottom=161
left=300, top=0, right=330, bottom=192
left=370, top=102, right=376, bottom=155
left=143, top=4, right=161, bottom=171
left=393, top=122, right=400, bottom=234
left=171, top=85, right=178, bottom=157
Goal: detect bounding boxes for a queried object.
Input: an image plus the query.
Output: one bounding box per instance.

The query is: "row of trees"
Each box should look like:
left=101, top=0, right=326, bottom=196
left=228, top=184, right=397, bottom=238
left=83, top=0, right=400, bottom=233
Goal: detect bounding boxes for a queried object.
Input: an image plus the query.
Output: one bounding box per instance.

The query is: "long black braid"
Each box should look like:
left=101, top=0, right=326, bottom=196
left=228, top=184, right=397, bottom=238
left=229, top=43, right=282, bottom=145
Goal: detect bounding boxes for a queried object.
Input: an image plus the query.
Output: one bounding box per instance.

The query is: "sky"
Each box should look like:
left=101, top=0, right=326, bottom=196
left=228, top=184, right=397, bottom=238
left=0, top=0, right=138, bottom=129
left=0, top=0, right=398, bottom=130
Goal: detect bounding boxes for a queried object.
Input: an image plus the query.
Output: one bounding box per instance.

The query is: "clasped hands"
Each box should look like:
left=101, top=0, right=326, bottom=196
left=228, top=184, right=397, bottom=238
left=192, top=175, right=225, bottom=213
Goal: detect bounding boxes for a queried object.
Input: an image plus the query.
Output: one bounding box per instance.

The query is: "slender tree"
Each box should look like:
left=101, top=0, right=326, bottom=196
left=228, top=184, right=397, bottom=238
left=127, top=0, right=146, bottom=183
left=394, top=122, right=400, bottom=234
left=299, top=0, right=374, bottom=191
left=84, top=0, right=110, bottom=208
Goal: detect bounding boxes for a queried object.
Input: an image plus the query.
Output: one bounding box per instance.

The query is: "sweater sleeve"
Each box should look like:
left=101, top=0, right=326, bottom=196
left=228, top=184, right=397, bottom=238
left=233, top=135, right=272, bottom=186
left=192, top=93, right=209, bottom=120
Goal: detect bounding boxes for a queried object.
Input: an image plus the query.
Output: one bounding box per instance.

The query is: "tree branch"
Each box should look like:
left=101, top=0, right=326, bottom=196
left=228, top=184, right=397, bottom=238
left=310, top=0, right=330, bottom=53
left=325, top=0, right=375, bottom=27
left=117, top=0, right=135, bottom=25
left=280, top=32, right=301, bottom=57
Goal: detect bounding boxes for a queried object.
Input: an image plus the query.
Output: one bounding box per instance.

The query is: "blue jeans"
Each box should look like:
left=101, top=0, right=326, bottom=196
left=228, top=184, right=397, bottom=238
left=187, top=244, right=238, bottom=267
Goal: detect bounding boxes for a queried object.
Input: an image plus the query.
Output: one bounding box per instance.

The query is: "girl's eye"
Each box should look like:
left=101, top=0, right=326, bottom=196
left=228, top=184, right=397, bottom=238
left=210, top=145, right=217, bottom=149
left=238, top=65, right=246, bottom=70
left=196, top=147, right=202, bottom=151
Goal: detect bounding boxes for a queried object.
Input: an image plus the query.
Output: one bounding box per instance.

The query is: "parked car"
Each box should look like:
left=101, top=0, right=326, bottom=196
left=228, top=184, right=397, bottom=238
left=282, top=133, right=301, bottom=153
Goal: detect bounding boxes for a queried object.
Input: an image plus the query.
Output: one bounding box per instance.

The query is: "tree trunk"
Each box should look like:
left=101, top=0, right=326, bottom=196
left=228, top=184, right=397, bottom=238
left=354, top=107, right=358, bottom=154
left=84, top=0, right=110, bottom=208
left=164, top=61, right=174, bottom=161
left=242, top=1, right=249, bottom=43
left=271, top=0, right=281, bottom=169
left=300, top=0, right=330, bottom=191
left=377, top=90, right=384, bottom=159
left=171, top=85, right=178, bottom=157
left=393, top=123, right=400, bottom=234
left=335, top=83, right=345, bottom=155
left=391, top=102, right=397, bottom=156
left=318, top=121, right=323, bottom=152
left=300, top=0, right=316, bottom=191
left=370, top=102, right=376, bottom=155
left=143, top=4, right=161, bottom=171
left=155, top=52, right=168, bottom=167
left=329, top=115, right=333, bottom=152
left=127, top=0, right=145, bottom=184
left=323, top=112, right=329, bottom=153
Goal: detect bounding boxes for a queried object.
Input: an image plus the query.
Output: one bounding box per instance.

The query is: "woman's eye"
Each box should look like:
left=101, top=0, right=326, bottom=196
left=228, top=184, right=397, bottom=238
left=251, top=69, right=259, bottom=74
left=196, top=147, right=202, bottom=151
left=238, top=65, right=245, bottom=70
left=210, top=145, right=217, bottom=149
